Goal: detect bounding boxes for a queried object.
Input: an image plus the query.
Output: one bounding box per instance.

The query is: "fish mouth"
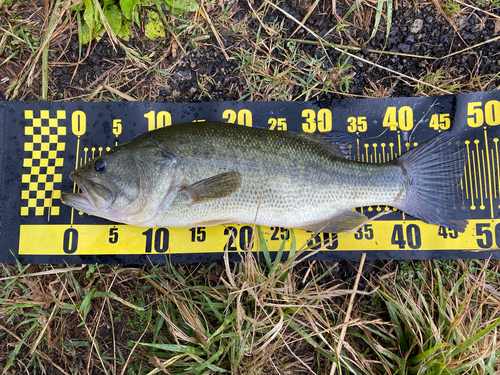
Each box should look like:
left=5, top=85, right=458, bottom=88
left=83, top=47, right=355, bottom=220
left=61, top=172, right=114, bottom=212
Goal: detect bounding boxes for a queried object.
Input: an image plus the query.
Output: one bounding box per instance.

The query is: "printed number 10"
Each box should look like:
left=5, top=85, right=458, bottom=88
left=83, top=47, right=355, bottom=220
left=144, top=111, right=172, bottom=131
left=142, top=228, right=169, bottom=253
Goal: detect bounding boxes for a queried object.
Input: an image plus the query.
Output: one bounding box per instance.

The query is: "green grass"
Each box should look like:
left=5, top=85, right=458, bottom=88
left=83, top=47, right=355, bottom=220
left=363, top=260, right=500, bottom=374
left=3, top=239, right=500, bottom=374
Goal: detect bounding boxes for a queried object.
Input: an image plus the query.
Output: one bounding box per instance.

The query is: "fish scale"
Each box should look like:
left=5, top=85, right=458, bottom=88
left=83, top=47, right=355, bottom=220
left=61, top=122, right=467, bottom=233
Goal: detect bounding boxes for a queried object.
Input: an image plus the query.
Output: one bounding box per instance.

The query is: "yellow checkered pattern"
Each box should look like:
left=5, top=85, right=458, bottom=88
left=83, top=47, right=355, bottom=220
left=21, top=110, right=66, bottom=216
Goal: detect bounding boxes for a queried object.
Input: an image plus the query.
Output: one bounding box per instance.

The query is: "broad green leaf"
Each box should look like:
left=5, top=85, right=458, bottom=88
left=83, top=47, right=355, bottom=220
left=81, top=23, right=92, bottom=44
left=83, top=0, right=96, bottom=30
left=120, top=0, right=140, bottom=20
left=118, top=22, right=133, bottom=41
left=71, top=2, right=84, bottom=11
left=134, top=10, right=140, bottom=26
left=94, top=25, right=106, bottom=41
left=104, top=4, right=122, bottom=35
left=163, top=0, right=199, bottom=14
left=144, top=10, right=165, bottom=40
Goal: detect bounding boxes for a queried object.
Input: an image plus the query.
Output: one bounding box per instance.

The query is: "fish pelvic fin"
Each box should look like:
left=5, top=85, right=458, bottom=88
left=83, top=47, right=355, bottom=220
left=181, top=171, right=242, bottom=205
left=395, top=132, right=468, bottom=233
left=298, top=209, right=368, bottom=233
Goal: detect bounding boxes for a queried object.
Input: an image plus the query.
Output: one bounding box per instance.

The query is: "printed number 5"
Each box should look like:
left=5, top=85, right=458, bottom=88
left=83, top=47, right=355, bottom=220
left=109, top=228, right=118, bottom=244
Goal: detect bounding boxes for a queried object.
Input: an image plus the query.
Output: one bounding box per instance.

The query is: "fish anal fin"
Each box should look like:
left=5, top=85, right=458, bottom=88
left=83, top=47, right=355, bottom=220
left=181, top=171, right=242, bottom=205
left=298, top=209, right=368, bottom=233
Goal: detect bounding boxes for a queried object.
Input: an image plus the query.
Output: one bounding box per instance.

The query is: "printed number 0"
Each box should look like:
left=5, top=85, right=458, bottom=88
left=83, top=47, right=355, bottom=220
left=63, top=228, right=78, bottom=254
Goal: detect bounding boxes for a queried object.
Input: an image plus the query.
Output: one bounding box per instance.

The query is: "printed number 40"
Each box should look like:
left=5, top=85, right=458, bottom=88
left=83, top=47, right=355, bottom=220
left=383, top=106, right=413, bottom=131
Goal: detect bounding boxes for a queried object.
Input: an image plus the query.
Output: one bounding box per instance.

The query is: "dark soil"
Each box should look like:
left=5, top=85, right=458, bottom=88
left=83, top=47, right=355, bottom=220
left=2, top=0, right=499, bottom=101
left=49, top=1, right=500, bottom=102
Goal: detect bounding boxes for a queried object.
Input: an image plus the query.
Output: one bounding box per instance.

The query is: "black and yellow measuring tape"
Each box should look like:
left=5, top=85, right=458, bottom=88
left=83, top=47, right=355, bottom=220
left=1, top=92, right=499, bottom=264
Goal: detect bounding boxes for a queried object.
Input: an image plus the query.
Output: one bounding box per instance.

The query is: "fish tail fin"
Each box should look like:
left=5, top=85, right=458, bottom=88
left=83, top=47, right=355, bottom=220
left=395, top=132, right=468, bottom=233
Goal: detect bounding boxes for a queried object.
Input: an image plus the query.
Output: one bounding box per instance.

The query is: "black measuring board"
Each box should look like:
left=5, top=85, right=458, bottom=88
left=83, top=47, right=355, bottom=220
left=1, top=92, right=499, bottom=264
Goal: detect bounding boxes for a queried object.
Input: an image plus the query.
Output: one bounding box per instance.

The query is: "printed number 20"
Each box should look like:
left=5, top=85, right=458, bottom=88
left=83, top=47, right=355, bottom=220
left=224, top=226, right=253, bottom=250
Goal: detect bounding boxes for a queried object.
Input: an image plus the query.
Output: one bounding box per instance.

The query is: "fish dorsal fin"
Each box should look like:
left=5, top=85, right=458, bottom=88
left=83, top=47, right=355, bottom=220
left=294, top=131, right=353, bottom=159
left=181, top=171, right=242, bottom=205
left=298, top=209, right=368, bottom=233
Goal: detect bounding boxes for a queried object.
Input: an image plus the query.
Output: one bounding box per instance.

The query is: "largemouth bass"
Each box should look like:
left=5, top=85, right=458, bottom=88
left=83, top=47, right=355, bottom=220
left=61, top=122, right=467, bottom=233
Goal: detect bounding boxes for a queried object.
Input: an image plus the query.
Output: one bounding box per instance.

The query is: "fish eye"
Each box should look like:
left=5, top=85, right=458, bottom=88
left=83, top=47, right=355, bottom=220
left=95, top=159, right=107, bottom=172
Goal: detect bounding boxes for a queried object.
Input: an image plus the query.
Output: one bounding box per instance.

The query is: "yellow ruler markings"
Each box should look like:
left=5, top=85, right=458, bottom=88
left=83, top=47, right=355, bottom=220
left=357, top=138, right=360, bottom=161
left=496, top=138, right=500, bottom=207
left=465, top=140, right=475, bottom=209
left=482, top=149, right=488, bottom=199
left=18, top=220, right=496, bottom=255
left=475, top=140, right=485, bottom=210
left=462, top=163, right=468, bottom=201
left=472, top=152, right=478, bottom=202
left=491, top=149, right=497, bottom=200
left=70, top=138, right=81, bottom=225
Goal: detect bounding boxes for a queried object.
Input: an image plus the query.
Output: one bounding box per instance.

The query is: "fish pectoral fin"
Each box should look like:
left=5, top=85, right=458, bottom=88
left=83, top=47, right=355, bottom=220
left=298, top=210, right=368, bottom=233
left=181, top=171, right=242, bottom=205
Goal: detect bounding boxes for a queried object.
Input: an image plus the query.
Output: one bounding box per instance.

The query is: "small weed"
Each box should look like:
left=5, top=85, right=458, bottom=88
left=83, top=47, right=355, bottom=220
left=72, top=0, right=199, bottom=44
left=443, top=0, right=461, bottom=14
left=0, top=17, right=41, bottom=66
left=415, top=69, right=463, bottom=94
